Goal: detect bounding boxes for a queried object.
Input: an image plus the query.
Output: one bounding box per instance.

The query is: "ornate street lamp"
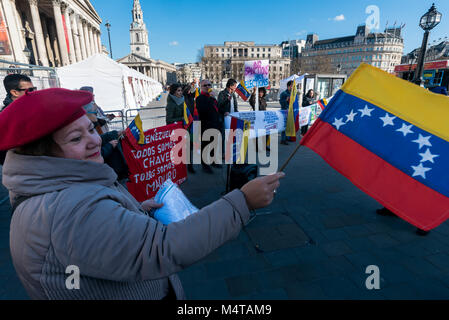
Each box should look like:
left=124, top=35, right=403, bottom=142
left=105, top=21, right=113, bottom=59
left=413, top=3, right=442, bottom=85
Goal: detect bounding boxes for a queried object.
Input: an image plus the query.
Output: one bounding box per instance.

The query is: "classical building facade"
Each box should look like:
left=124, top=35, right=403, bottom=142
left=201, top=41, right=291, bottom=89
left=117, top=0, right=176, bottom=85
left=298, top=25, right=404, bottom=75
left=401, top=40, right=449, bottom=64
left=0, top=0, right=102, bottom=67
left=176, top=62, right=201, bottom=84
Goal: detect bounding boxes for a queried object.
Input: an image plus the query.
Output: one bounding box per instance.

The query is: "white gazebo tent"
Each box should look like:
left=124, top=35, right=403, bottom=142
left=56, top=53, right=162, bottom=111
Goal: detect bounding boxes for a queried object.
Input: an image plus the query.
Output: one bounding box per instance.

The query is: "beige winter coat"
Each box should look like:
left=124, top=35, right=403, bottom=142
left=2, top=151, right=250, bottom=300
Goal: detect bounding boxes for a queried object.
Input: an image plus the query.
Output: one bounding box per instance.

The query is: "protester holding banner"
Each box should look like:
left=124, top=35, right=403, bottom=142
left=0, top=88, right=285, bottom=300
left=165, top=83, right=185, bottom=125
left=279, top=81, right=293, bottom=145
left=301, top=89, right=318, bottom=136
left=196, top=79, right=221, bottom=173
left=249, top=87, right=267, bottom=111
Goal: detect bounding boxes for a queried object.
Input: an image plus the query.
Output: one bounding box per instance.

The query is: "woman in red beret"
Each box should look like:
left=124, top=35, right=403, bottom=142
left=0, top=88, right=284, bottom=300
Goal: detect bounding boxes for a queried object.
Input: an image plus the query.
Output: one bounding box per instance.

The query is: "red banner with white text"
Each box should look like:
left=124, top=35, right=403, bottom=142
left=121, top=122, right=187, bottom=202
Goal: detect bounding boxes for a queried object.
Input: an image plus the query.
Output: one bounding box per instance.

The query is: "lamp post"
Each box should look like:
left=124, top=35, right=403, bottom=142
left=105, top=21, right=113, bottom=59
left=413, top=3, right=442, bottom=86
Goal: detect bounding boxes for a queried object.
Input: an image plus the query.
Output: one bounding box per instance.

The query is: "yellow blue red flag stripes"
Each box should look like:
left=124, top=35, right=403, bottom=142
left=236, top=81, right=251, bottom=101
left=183, top=102, right=194, bottom=129
left=301, top=63, right=449, bottom=231
left=125, top=113, right=145, bottom=146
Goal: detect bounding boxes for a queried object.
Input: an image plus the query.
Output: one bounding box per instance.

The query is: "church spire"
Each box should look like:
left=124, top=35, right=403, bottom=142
left=130, top=0, right=150, bottom=58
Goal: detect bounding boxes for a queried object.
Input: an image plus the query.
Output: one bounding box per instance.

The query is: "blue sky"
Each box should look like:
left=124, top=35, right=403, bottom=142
left=91, top=0, right=449, bottom=64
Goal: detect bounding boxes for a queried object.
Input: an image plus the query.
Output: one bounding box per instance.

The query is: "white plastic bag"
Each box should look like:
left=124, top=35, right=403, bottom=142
left=153, top=179, right=199, bottom=225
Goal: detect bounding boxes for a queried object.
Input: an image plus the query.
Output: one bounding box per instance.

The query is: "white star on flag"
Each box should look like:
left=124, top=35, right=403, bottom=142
left=379, top=113, right=396, bottom=127
left=396, top=124, right=414, bottom=137
left=333, top=118, right=346, bottom=130
left=345, top=110, right=357, bottom=122
left=419, top=149, right=439, bottom=164
left=411, top=163, right=432, bottom=179
left=359, top=105, right=374, bottom=118
left=333, top=118, right=345, bottom=130
left=412, top=134, right=432, bottom=149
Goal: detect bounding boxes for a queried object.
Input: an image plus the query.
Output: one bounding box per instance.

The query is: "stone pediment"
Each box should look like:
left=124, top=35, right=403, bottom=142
left=117, top=53, right=152, bottom=64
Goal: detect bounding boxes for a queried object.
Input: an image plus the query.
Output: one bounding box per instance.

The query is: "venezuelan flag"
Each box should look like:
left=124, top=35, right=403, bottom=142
left=228, top=116, right=251, bottom=164
left=126, top=113, right=145, bottom=145
left=235, top=81, right=251, bottom=101
left=301, top=63, right=449, bottom=231
left=317, top=98, right=328, bottom=110
left=183, top=102, right=194, bottom=129
left=285, top=79, right=300, bottom=142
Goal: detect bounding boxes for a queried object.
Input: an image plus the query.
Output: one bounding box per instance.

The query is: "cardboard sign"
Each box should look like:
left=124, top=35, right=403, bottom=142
left=121, top=122, right=187, bottom=202
left=244, top=60, right=270, bottom=89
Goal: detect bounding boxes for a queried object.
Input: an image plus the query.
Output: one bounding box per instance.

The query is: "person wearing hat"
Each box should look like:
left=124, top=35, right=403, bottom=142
left=0, top=87, right=285, bottom=300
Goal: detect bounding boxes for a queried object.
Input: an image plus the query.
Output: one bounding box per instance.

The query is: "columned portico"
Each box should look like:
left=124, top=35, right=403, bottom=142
left=28, top=0, right=49, bottom=66
left=52, top=0, right=69, bottom=65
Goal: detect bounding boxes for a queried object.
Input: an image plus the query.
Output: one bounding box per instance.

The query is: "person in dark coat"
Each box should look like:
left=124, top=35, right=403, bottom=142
left=279, top=81, right=293, bottom=145
left=100, top=130, right=129, bottom=185
left=165, top=83, right=185, bottom=125
left=196, top=80, right=221, bottom=173
left=1, top=74, right=36, bottom=165
left=249, top=87, right=268, bottom=111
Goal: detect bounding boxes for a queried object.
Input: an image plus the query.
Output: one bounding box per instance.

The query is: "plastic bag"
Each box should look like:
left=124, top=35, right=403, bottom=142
left=153, top=179, right=199, bottom=225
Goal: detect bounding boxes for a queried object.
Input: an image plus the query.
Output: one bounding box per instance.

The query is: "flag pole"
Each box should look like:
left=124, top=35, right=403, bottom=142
left=279, top=141, right=303, bottom=172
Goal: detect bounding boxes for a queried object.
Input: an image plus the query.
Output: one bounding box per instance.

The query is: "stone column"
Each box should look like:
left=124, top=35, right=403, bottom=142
left=40, top=17, right=56, bottom=67
left=76, top=16, right=87, bottom=59
left=28, top=0, right=49, bottom=66
left=82, top=20, right=91, bottom=56
left=96, top=31, right=102, bottom=54
left=51, top=0, right=69, bottom=65
left=62, top=3, right=76, bottom=63
left=69, top=10, right=82, bottom=62
left=87, top=25, right=95, bottom=54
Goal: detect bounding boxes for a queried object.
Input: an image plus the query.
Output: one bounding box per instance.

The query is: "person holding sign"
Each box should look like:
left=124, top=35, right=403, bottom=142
left=0, top=88, right=285, bottom=300
left=249, top=87, right=267, bottom=111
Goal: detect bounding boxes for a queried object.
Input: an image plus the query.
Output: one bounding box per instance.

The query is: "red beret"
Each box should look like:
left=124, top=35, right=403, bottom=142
left=0, top=88, right=92, bottom=151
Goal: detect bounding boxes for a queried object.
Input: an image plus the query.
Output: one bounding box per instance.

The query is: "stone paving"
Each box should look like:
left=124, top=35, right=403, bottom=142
left=2, top=109, right=449, bottom=300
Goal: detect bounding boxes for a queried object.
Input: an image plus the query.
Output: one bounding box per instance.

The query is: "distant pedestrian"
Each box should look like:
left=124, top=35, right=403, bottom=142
left=165, top=83, right=184, bottom=125
left=279, top=81, right=293, bottom=145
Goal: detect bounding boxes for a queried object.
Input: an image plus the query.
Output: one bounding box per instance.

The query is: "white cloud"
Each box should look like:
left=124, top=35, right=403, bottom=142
left=169, top=41, right=179, bottom=46
left=330, top=14, right=345, bottom=22
left=296, top=30, right=307, bottom=36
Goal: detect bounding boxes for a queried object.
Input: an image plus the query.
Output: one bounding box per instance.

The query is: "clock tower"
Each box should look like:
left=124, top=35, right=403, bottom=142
left=130, top=0, right=150, bottom=58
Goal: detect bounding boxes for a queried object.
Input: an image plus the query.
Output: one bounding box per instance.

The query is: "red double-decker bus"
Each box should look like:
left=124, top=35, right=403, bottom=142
left=394, top=59, right=449, bottom=89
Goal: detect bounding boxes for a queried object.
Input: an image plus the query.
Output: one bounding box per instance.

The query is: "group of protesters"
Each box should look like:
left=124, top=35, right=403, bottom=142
left=0, top=73, right=284, bottom=300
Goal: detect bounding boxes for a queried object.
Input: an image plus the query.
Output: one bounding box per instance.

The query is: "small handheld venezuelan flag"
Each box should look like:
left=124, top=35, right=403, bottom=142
left=127, top=113, right=145, bottom=145
left=235, top=81, right=251, bottom=101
